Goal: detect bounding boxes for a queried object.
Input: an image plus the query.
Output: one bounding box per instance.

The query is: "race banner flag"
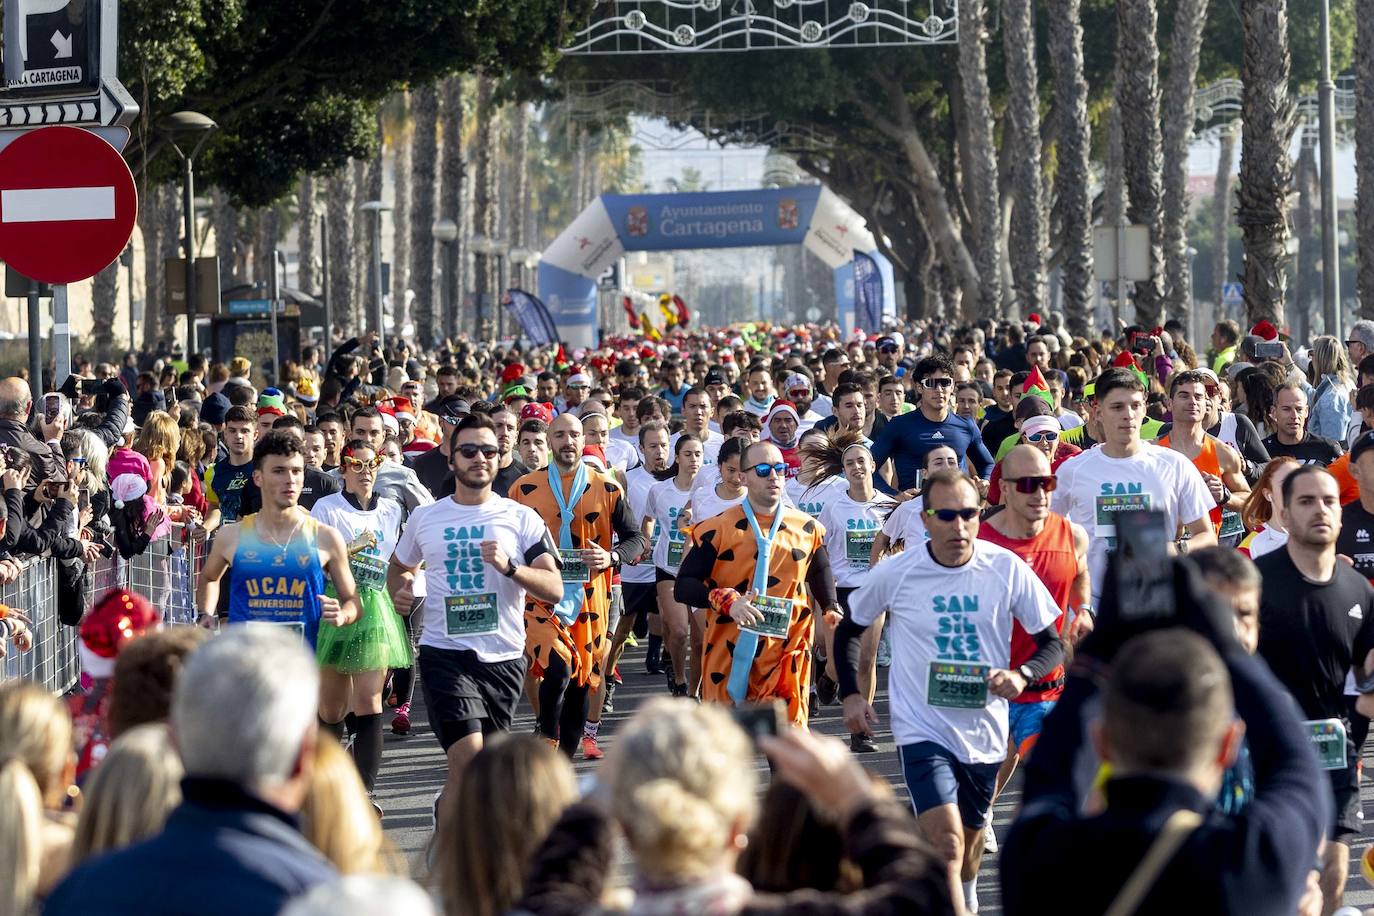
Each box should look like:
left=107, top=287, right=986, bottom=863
left=853, top=252, right=884, bottom=333
left=502, top=289, right=560, bottom=346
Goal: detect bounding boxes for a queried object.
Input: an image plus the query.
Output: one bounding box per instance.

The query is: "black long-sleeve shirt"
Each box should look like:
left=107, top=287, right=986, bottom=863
left=1001, top=650, right=1329, bottom=916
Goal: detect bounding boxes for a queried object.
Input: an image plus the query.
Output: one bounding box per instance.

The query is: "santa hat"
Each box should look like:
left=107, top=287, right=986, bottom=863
left=110, top=473, right=148, bottom=509
left=566, top=372, right=592, bottom=387
left=384, top=397, right=416, bottom=424
left=1027, top=312, right=1042, bottom=326
left=376, top=403, right=400, bottom=435
left=500, top=363, right=527, bottom=385
left=79, top=589, right=160, bottom=678
left=761, top=400, right=801, bottom=441
left=581, top=444, right=607, bottom=471
left=520, top=402, right=555, bottom=425
left=1249, top=319, right=1279, bottom=342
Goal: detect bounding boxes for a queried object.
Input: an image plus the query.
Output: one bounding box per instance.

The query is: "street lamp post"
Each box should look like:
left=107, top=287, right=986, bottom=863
left=358, top=201, right=391, bottom=344
left=471, top=234, right=508, bottom=340
left=160, top=112, right=217, bottom=358
left=432, top=218, right=458, bottom=339
left=1318, top=0, right=1341, bottom=338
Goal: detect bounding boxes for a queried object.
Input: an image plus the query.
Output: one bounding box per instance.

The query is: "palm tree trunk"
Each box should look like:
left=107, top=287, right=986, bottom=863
left=473, top=77, right=498, bottom=340
left=1160, top=0, right=1209, bottom=322
left=1237, top=0, right=1295, bottom=330
left=158, top=186, right=181, bottom=346
left=957, top=0, right=1003, bottom=317
left=410, top=83, right=439, bottom=346
left=1357, top=0, right=1374, bottom=318
left=138, top=185, right=163, bottom=350
left=511, top=103, right=530, bottom=291
left=1116, top=0, right=1166, bottom=327
left=91, top=262, right=118, bottom=361
left=365, top=110, right=384, bottom=337
left=1294, top=143, right=1319, bottom=344
left=349, top=158, right=368, bottom=333
left=439, top=76, right=465, bottom=341
left=1211, top=123, right=1238, bottom=311
left=1047, top=0, right=1093, bottom=337
left=298, top=175, right=317, bottom=295
left=1003, top=0, right=1047, bottom=319
left=391, top=94, right=411, bottom=336
left=325, top=166, right=356, bottom=337
left=212, top=188, right=238, bottom=289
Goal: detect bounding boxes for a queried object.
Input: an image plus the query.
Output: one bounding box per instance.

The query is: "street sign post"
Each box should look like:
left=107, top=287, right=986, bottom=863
left=1222, top=281, right=1243, bottom=306
left=0, top=0, right=138, bottom=147
left=0, top=125, right=137, bottom=284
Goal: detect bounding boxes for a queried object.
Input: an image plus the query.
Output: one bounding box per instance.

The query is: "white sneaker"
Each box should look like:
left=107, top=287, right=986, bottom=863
left=877, top=627, right=892, bottom=668
left=963, top=878, right=979, bottom=914
left=982, top=827, right=998, bottom=854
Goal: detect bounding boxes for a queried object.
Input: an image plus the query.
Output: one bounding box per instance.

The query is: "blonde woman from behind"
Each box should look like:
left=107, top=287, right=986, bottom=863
left=436, top=734, right=577, bottom=916
left=300, top=733, right=399, bottom=877
left=0, top=753, right=46, bottom=916
left=70, top=724, right=183, bottom=865
left=0, top=680, right=76, bottom=902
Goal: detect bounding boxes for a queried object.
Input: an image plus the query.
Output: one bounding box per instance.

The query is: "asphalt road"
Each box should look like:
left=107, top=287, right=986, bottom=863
left=375, top=643, right=1374, bottom=915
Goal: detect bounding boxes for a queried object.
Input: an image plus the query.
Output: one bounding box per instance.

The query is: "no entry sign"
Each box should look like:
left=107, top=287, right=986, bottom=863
left=0, top=125, right=137, bottom=284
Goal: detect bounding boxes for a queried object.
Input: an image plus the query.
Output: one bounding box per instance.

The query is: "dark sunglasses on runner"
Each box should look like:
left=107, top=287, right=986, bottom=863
left=751, top=462, right=788, bottom=478
left=341, top=454, right=384, bottom=471
left=924, top=507, right=979, bottom=522
left=456, top=443, right=500, bottom=460
left=1004, top=475, right=1058, bottom=494
left=920, top=377, right=954, bottom=390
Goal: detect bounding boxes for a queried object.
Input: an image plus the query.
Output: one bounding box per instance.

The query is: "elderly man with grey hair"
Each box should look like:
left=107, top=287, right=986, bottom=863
left=46, top=628, right=336, bottom=916
left=1347, top=319, right=1374, bottom=368
left=0, top=375, right=66, bottom=487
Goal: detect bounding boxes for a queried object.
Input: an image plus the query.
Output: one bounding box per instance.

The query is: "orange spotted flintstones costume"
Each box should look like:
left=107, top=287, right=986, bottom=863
left=674, top=500, right=839, bottom=727
left=511, top=460, right=646, bottom=756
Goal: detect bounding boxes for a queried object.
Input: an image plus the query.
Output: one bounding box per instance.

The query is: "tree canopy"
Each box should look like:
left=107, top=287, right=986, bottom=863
left=120, top=0, right=595, bottom=205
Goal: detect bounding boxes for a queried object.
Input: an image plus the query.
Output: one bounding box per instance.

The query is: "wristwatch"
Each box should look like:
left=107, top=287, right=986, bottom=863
left=503, top=558, right=519, bottom=578
left=1017, top=664, right=1034, bottom=683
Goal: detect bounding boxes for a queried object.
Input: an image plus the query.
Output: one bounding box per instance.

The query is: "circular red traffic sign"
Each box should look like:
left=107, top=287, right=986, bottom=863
left=0, top=125, right=138, bottom=284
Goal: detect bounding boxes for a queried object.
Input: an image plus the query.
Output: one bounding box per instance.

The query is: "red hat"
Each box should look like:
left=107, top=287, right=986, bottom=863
left=500, top=363, right=526, bottom=384
left=639, top=345, right=657, bottom=360
left=79, top=589, right=160, bottom=678
left=1027, top=312, right=1042, bottom=325
left=1112, top=351, right=1140, bottom=370
left=581, top=444, right=607, bottom=470
left=520, top=402, right=554, bottom=425
left=1250, top=319, right=1279, bottom=341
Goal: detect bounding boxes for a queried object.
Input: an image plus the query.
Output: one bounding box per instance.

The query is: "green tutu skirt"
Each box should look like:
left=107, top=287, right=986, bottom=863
left=315, top=586, right=412, bottom=674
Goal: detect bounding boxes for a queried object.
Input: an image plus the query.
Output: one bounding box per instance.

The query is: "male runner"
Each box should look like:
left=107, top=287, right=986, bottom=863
left=1158, top=370, right=1251, bottom=546
left=1051, top=367, right=1216, bottom=605
left=674, top=440, right=840, bottom=726
left=836, top=468, right=1065, bottom=915
left=489, top=405, right=531, bottom=497
left=814, top=382, right=868, bottom=438
left=1263, top=381, right=1343, bottom=467
left=673, top=386, right=725, bottom=464
left=196, top=431, right=360, bottom=646
left=1258, top=465, right=1374, bottom=915
left=743, top=362, right=776, bottom=417
left=762, top=400, right=804, bottom=477
left=512, top=413, right=647, bottom=758
left=977, top=445, right=1090, bottom=850
left=387, top=413, right=563, bottom=811
left=610, top=386, right=646, bottom=456
left=870, top=354, right=994, bottom=491
left=204, top=404, right=258, bottom=528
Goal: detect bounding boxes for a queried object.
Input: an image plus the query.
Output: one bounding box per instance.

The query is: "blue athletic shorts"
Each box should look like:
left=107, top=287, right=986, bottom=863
left=900, top=741, right=999, bottom=829
left=1008, top=700, right=1056, bottom=755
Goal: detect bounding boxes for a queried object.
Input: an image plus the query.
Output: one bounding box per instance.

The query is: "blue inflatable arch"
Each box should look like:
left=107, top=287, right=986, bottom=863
left=537, top=186, right=896, bottom=349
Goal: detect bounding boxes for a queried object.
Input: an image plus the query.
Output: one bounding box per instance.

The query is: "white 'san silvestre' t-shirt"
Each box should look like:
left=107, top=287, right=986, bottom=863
left=621, top=466, right=659, bottom=585
left=849, top=540, right=1060, bottom=763
left=818, top=490, right=896, bottom=588
left=1051, top=443, right=1213, bottom=603
left=393, top=496, right=555, bottom=662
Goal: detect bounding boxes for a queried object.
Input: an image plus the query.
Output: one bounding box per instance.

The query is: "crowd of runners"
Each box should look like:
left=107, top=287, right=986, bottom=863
left=3, top=313, right=1374, bottom=915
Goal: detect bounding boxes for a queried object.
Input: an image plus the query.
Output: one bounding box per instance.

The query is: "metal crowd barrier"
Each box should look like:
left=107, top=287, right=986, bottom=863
left=0, top=523, right=207, bottom=694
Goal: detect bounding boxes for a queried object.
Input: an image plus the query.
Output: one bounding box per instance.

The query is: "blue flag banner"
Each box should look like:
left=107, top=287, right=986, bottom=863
left=503, top=289, right=560, bottom=345
left=852, top=252, right=884, bottom=333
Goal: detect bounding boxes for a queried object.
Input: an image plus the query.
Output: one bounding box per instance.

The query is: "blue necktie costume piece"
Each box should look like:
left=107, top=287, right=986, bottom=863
left=727, top=499, right=783, bottom=704
left=549, top=461, right=590, bottom=625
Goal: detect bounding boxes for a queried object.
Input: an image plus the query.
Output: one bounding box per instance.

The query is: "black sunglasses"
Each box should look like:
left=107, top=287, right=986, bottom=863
left=456, top=444, right=500, bottom=460
left=923, top=507, right=979, bottom=522
left=1004, top=475, right=1058, bottom=494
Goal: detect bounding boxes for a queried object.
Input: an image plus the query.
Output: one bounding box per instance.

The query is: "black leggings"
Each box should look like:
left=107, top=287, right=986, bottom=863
left=389, top=602, right=423, bottom=707
left=538, top=653, right=591, bottom=758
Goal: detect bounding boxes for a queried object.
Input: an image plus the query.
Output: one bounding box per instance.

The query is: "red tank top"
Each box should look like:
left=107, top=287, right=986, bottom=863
left=978, top=513, right=1077, bottom=702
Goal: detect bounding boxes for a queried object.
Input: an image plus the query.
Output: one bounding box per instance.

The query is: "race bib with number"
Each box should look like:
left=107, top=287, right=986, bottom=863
left=445, top=593, right=500, bottom=636
left=1218, top=510, right=1244, bottom=540
left=559, top=549, right=590, bottom=583
left=1304, top=718, right=1348, bottom=770
left=927, top=661, right=990, bottom=709
left=845, top=528, right=876, bottom=567
left=349, top=553, right=388, bottom=591
left=1094, top=492, right=1152, bottom=542
left=666, top=537, right=685, bottom=568
left=741, top=594, right=793, bottom=640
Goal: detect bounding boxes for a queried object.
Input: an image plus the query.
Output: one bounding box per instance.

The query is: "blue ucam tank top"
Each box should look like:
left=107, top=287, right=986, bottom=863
left=228, top=513, right=328, bottom=647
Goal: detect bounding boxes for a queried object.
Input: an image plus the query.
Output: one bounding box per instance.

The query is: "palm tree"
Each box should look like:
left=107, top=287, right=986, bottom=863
left=1047, top=0, right=1094, bottom=337
left=325, top=165, right=356, bottom=336
left=1003, top=0, right=1046, bottom=318
left=509, top=102, right=531, bottom=290
left=957, top=0, right=1002, bottom=317
left=409, top=82, right=439, bottom=345
left=211, top=188, right=238, bottom=287
left=390, top=94, right=411, bottom=337
left=1210, top=123, right=1238, bottom=311
left=438, top=76, right=464, bottom=340
left=1293, top=142, right=1319, bottom=344
left=1237, top=0, right=1294, bottom=329
left=1116, top=0, right=1166, bottom=327
left=1160, top=0, right=1210, bottom=322
left=472, top=76, right=498, bottom=339
left=1358, top=0, right=1374, bottom=318
left=91, top=262, right=118, bottom=360
left=298, top=175, right=317, bottom=295
left=137, top=185, right=164, bottom=349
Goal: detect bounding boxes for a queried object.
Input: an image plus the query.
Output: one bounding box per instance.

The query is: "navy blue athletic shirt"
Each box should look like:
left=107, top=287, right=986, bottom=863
left=869, top=409, right=994, bottom=490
